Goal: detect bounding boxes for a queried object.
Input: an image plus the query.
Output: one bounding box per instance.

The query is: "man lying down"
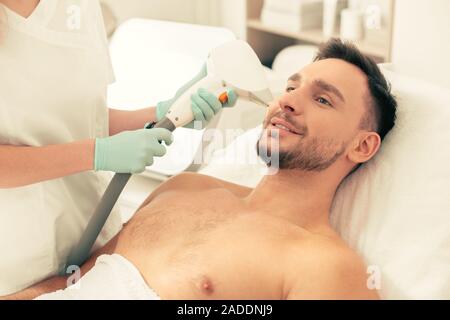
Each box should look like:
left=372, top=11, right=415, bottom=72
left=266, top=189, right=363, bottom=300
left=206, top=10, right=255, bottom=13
left=8, top=38, right=397, bottom=300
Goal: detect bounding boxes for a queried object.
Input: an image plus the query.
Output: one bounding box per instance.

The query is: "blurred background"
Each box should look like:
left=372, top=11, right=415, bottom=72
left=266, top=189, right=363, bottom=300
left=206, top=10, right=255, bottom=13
left=101, top=0, right=450, bottom=89
left=98, top=0, right=450, bottom=216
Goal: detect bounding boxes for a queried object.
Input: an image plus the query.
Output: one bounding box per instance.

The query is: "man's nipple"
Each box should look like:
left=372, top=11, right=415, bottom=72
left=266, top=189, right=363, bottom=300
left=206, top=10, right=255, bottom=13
left=199, top=276, right=214, bottom=295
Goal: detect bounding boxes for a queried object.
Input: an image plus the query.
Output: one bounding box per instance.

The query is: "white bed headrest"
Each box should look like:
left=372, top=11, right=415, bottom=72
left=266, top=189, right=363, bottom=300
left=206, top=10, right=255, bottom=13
left=331, top=64, right=450, bottom=299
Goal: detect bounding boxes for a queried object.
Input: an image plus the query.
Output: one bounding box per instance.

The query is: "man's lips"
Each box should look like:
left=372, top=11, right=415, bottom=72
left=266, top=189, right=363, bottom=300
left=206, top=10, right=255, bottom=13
left=269, top=117, right=302, bottom=135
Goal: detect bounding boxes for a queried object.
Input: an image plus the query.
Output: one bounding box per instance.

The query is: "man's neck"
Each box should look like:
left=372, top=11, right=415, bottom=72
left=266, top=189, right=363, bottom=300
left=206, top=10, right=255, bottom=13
left=245, top=168, right=342, bottom=232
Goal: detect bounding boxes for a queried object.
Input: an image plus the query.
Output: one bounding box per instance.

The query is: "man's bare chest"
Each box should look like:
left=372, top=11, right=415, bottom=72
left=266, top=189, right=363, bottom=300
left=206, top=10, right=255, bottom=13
left=115, top=188, right=300, bottom=299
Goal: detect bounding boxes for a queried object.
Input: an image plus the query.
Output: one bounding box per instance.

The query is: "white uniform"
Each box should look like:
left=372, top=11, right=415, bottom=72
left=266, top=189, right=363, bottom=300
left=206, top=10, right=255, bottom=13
left=0, top=0, right=122, bottom=295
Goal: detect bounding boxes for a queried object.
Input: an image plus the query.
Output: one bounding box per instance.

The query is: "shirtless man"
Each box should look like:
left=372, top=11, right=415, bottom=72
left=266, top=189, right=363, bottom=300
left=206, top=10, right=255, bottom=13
left=4, top=38, right=397, bottom=300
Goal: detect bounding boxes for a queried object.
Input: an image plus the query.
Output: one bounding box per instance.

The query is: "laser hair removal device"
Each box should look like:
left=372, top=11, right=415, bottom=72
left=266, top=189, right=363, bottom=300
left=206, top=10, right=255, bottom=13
left=64, top=40, right=273, bottom=271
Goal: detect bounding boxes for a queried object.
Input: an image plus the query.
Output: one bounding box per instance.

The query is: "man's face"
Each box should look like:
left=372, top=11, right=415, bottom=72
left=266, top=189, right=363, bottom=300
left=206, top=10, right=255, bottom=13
left=258, top=58, right=370, bottom=171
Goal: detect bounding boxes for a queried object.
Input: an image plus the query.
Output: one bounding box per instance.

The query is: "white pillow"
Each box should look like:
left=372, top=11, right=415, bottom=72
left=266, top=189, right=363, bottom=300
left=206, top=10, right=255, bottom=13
left=272, top=45, right=319, bottom=80
left=199, top=125, right=265, bottom=187
left=331, top=64, right=450, bottom=299
left=199, top=64, right=450, bottom=299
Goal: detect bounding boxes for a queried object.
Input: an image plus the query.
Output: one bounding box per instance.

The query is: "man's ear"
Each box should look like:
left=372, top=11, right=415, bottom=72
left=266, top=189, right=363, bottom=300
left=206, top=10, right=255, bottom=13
left=347, top=132, right=381, bottom=164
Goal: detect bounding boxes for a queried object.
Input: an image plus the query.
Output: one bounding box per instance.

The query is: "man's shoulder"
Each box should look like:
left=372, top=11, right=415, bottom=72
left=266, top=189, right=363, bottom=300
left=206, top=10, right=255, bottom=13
left=138, top=172, right=252, bottom=211
left=167, top=172, right=252, bottom=197
left=164, top=172, right=216, bottom=187
left=286, top=234, right=364, bottom=274
left=284, top=235, right=378, bottom=299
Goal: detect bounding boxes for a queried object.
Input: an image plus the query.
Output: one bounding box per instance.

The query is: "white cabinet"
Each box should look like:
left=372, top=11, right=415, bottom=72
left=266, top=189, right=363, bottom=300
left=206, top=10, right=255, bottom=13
left=245, top=0, right=395, bottom=66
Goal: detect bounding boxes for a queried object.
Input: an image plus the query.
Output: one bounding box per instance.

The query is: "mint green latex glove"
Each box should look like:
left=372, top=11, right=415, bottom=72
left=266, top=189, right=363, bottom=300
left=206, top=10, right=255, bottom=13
left=156, top=63, right=207, bottom=122
left=156, top=64, right=238, bottom=129
left=188, top=87, right=237, bottom=128
left=94, top=128, right=173, bottom=174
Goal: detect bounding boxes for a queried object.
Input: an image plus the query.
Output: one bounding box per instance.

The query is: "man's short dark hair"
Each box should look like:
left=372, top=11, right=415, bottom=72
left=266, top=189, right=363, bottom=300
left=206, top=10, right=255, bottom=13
left=314, top=38, right=397, bottom=141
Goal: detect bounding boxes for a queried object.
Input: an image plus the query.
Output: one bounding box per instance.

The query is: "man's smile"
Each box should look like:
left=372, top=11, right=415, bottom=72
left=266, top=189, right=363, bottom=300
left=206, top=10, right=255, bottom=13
left=269, top=117, right=303, bottom=136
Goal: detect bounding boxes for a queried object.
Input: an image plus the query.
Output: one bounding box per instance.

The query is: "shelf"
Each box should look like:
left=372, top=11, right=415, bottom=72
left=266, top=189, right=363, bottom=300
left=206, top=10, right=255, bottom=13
left=247, top=18, right=388, bottom=60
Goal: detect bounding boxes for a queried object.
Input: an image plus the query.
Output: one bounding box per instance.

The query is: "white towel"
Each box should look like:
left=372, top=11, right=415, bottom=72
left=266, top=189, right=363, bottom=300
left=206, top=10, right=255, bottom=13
left=36, top=254, right=160, bottom=300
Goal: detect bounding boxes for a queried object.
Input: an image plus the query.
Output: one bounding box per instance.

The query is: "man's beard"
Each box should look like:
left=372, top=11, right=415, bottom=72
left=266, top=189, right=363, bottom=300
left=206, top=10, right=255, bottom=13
left=257, top=112, right=348, bottom=171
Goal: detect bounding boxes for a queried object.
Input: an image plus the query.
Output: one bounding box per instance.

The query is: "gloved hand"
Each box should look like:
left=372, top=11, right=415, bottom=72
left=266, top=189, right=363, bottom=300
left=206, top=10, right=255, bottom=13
left=94, top=128, right=173, bottom=174
left=156, top=64, right=238, bottom=129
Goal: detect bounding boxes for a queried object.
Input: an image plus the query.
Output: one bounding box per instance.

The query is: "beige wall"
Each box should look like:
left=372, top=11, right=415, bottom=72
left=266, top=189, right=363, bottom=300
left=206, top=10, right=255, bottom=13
left=391, top=0, right=450, bottom=89
left=219, top=0, right=247, bottom=39
left=101, top=0, right=220, bottom=25
left=101, top=0, right=450, bottom=90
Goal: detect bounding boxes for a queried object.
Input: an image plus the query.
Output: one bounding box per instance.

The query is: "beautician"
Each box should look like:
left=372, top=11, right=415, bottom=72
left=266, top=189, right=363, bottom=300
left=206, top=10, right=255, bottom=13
left=0, top=0, right=236, bottom=295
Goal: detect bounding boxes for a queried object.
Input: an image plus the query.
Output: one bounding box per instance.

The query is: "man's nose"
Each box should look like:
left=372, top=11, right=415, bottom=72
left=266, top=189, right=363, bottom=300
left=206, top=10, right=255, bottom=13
left=279, top=91, right=302, bottom=115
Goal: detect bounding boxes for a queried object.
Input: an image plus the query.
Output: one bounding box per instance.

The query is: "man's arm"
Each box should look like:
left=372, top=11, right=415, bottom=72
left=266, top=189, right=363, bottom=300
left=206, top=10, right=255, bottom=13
left=0, top=235, right=120, bottom=300
left=0, top=276, right=68, bottom=301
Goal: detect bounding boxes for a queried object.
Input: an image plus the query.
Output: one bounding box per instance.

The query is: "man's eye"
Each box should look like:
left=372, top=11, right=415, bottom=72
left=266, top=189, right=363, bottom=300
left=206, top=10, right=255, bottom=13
left=286, top=87, right=296, bottom=93
left=317, top=97, right=332, bottom=107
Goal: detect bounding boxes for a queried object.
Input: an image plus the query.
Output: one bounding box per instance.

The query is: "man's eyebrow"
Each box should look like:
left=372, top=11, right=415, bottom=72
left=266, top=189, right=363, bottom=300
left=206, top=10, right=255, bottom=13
left=313, top=79, right=346, bottom=103
left=288, top=73, right=301, bottom=82
left=287, top=74, right=346, bottom=103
